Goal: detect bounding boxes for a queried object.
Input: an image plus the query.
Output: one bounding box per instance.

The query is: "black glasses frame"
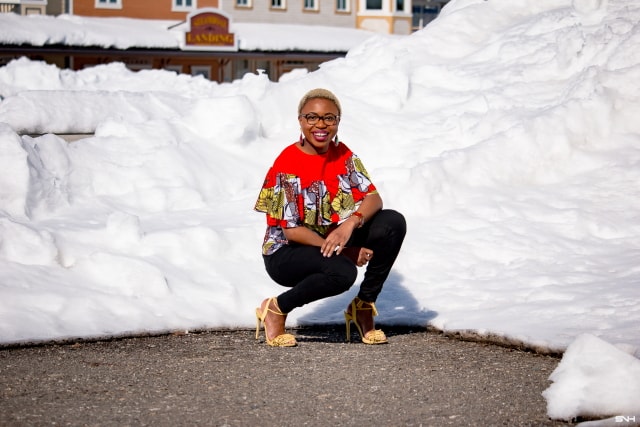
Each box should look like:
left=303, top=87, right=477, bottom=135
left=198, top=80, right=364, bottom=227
left=299, top=113, right=340, bottom=126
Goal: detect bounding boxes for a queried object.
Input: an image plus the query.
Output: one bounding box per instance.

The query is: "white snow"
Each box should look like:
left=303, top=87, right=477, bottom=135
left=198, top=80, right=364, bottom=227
left=1, top=0, right=639, bottom=423
left=544, top=334, right=640, bottom=423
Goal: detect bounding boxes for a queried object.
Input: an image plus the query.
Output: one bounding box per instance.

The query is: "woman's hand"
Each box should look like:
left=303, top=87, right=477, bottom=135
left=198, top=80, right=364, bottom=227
left=321, top=219, right=357, bottom=257
left=284, top=192, right=384, bottom=258
left=340, top=246, right=374, bottom=266
left=356, top=247, right=374, bottom=267
left=281, top=221, right=357, bottom=258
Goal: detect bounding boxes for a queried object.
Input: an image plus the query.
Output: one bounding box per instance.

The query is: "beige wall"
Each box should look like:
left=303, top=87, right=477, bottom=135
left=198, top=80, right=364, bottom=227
left=221, top=0, right=355, bottom=28
left=0, top=2, right=46, bottom=14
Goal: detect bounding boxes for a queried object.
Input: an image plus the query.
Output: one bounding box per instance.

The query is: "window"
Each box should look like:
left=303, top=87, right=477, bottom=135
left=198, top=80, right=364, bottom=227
left=236, top=0, right=251, bottom=6
left=396, top=0, right=404, bottom=12
left=173, top=0, right=195, bottom=10
left=191, top=65, right=211, bottom=80
left=271, top=0, right=285, bottom=9
left=366, top=0, right=382, bottom=10
left=336, top=0, right=350, bottom=12
left=164, top=65, right=183, bottom=75
left=95, top=0, right=121, bottom=9
left=173, top=0, right=196, bottom=11
left=304, top=0, right=317, bottom=10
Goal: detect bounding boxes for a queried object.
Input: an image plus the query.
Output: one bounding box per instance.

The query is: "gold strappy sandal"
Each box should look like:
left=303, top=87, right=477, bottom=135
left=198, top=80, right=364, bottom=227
left=255, top=297, right=297, bottom=347
left=344, top=297, right=388, bottom=344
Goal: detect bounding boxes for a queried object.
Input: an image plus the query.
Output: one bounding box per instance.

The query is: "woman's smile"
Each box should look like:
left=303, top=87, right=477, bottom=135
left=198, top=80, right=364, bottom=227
left=311, top=130, right=329, bottom=142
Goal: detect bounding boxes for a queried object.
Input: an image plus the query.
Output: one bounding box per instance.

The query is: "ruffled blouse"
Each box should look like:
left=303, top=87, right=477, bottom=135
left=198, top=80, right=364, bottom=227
left=254, top=142, right=377, bottom=255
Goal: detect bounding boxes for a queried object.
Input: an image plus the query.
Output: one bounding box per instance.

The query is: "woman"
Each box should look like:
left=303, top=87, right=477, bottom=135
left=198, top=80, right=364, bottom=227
left=254, top=88, right=406, bottom=347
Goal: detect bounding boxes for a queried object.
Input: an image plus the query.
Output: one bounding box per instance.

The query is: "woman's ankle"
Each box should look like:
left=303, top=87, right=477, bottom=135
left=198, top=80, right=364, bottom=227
left=264, top=298, right=287, bottom=339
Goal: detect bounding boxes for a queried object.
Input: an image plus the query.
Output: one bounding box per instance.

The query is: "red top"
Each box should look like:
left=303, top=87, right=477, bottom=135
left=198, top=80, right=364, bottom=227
left=254, top=141, right=377, bottom=255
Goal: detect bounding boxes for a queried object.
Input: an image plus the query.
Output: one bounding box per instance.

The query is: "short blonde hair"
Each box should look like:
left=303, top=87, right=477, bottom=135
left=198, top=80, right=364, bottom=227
left=297, top=88, right=342, bottom=116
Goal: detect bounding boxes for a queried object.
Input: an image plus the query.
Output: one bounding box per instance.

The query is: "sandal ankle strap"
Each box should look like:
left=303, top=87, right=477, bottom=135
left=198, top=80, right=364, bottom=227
left=352, top=297, right=379, bottom=317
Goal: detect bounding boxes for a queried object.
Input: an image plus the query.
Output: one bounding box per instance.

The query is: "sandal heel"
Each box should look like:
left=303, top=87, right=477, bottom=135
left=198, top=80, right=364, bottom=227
left=255, top=297, right=297, bottom=347
left=344, top=297, right=388, bottom=345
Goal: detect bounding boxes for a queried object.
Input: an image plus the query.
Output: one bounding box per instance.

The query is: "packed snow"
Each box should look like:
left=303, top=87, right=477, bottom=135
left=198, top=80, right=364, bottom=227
left=1, top=0, right=639, bottom=422
left=544, top=334, right=640, bottom=423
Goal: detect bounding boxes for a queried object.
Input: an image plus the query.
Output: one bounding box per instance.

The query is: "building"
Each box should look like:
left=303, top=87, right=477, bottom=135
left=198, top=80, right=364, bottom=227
left=356, top=0, right=412, bottom=34
left=0, top=10, right=374, bottom=82
left=62, top=0, right=413, bottom=35
left=0, top=0, right=46, bottom=14
left=0, top=1, right=449, bottom=82
left=72, top=0, right=220, bottom=20
left=0, top=0, right=416, bottom=35
left=412, top=0, right=449, bottom=31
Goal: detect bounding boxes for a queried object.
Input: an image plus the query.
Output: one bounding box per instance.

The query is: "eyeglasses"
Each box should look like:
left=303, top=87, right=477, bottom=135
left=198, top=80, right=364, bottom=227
left=299, top=113, right=340, bottom=126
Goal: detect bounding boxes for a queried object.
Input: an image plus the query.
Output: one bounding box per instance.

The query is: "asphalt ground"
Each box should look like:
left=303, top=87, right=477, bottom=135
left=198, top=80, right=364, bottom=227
left=0, top=326, right=575, bottom=427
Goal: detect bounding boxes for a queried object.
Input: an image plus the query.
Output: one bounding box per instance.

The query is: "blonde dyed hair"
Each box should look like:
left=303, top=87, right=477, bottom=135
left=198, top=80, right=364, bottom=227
left=297, top=88, right=342, bottom=116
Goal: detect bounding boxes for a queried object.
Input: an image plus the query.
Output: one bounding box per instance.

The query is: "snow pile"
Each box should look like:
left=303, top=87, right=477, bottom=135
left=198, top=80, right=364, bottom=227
left=544, top=334, right=640, bottom=423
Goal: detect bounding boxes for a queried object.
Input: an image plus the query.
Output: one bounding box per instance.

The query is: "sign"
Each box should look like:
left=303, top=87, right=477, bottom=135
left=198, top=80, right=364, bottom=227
left=183, top=8, right=238, bottom=51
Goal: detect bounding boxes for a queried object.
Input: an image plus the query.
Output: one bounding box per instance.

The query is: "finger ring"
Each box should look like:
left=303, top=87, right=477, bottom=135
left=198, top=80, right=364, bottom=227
left=366, top=254, right=370, bottom=258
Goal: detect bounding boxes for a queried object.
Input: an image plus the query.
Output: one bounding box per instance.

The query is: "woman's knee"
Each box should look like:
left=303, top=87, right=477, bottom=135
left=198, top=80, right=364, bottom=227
left=378, top=209, right=407, bottom=236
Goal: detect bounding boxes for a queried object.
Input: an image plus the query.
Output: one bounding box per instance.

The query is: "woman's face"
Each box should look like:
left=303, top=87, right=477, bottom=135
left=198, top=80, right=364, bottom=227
left=298, top=98, right=340, bottom=154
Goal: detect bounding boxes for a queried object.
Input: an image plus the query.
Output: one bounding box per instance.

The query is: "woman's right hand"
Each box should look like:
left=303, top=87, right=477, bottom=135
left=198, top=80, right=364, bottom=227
left=355, top=247, right=374, bottom=267
left=341, top=246, right=374, bottom=266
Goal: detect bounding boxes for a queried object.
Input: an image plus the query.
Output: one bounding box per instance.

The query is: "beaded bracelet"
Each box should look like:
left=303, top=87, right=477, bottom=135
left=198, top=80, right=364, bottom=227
left=351, top=211, right=364, bottom=228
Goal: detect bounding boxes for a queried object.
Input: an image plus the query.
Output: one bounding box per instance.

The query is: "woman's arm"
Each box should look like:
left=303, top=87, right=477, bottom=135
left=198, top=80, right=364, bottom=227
left=282, top=226, right=326, bottom=247
left=350, top=193, right=383, bottom=226
left=283, top=193, right=383, bottom=258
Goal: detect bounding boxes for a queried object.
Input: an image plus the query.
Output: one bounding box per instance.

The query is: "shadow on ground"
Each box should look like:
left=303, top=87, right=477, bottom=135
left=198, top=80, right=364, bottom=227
left=295, top=271, right=438, bottom=330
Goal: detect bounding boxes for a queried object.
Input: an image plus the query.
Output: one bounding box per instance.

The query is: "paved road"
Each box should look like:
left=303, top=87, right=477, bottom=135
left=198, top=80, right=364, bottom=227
left=0, top=327, right=574, bottom=426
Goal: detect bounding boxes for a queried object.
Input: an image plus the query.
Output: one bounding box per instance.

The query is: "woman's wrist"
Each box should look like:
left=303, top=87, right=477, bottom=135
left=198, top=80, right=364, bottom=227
left=350, top=211, right=364, bottom=228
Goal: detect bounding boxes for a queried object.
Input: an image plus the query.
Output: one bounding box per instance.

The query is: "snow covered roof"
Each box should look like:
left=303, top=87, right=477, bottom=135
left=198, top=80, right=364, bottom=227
left=0, top=13, right=383, bottom=52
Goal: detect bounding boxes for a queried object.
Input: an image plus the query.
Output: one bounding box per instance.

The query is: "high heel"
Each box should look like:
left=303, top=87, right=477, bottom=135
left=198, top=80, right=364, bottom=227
left=344, top=297, right=388, bottom=344
left=255, top=297, right=297, bottom=347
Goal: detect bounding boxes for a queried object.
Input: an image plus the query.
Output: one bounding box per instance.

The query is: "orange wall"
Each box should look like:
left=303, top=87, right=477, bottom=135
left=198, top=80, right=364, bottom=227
left=73, top=0, right=219, bottom=19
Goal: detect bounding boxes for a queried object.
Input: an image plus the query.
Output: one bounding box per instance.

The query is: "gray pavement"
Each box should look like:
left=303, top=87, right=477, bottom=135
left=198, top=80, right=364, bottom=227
left=0, top=326, right=574, bottom=426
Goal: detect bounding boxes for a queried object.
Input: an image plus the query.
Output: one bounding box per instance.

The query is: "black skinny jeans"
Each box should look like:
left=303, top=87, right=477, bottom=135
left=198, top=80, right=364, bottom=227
left=263, top=209, right=407, bottom=314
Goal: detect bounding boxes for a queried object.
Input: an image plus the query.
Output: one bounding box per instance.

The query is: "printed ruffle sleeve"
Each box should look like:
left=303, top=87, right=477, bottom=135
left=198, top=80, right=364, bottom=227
left=254, top=168, right=308, bottom=229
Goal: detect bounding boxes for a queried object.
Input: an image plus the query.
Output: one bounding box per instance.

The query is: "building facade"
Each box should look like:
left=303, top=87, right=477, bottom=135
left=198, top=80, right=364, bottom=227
left=412, top=0, right=448, bottom=31
left=0, top=0, right=46, bottom=14
left=222, top=0, right=356, bottom=28
left=356, top=0, right=412, bottom=35
left=221, top=0, right=412, bottom=36
left=6, top=0, right=416, bottom=36
left=72, top=0, right=220, bottom=20
left=1, top=0, right=451, bottom=83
